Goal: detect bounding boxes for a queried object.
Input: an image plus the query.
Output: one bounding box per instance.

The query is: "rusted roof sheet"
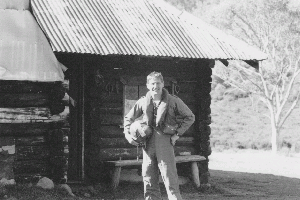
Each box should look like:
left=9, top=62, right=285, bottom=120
left=31, top=0, right=267, bottom=61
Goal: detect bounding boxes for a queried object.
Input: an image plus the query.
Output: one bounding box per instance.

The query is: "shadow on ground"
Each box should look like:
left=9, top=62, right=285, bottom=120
left=2, top=170, right=300, bottom=200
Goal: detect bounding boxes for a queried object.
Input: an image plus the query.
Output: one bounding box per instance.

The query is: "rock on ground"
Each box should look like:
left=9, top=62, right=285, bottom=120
left=36, top=177, right=54, bottom=190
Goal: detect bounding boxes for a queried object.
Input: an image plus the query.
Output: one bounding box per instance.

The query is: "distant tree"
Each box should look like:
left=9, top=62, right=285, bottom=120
left=198, top=0, right=300, bottom=154
left=163, top=0, right=199, bottom=12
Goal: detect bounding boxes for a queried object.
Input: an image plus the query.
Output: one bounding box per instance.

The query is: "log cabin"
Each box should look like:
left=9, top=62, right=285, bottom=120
left=0, top=0, right=68, bottom=184
left=1, top=0, right=267, bottom=187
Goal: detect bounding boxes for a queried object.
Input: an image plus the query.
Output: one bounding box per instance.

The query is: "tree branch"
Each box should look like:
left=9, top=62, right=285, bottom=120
left=279, top=68, right=300, bottom=113
left=278, top=91, right=300, bottom=130
left=258, top=68, right=270, bottom=99
left=258, top=97, right=272, bottom=120
left=231, top=9, right=262, bottom=48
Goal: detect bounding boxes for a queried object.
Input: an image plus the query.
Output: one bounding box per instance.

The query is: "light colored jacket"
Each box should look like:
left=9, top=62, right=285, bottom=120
left=124, top=90, right=195, bottom=136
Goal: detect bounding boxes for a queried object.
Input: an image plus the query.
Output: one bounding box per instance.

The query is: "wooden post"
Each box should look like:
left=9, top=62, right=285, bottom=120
left=79, top=56, right=85, bottom=181
left=191, top=162, right=200, bottom=188
left=67, top=56, right=85, bottom=183
left=111, top=166, right=122, bottom=190
left=67, top=67, right=79, bottom=181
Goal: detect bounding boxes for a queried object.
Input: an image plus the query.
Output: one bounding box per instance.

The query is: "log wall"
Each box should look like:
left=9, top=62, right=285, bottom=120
left=84, top=56, right=213, bottom=182
left=0, top=80, right=69, bottom=184
left=194, top=60, right=214, bottom=184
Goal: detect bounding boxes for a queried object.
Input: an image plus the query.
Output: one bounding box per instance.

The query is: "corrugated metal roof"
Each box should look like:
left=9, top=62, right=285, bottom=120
left=31, top=0, right=267, bottom=61
left=0, top=0, right=64, bottom=82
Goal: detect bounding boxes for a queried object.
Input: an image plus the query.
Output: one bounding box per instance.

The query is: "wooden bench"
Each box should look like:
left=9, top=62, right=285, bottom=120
left=105, top=155, right=206, bottom=190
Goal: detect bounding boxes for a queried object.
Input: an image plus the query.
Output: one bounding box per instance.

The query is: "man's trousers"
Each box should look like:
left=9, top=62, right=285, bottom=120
left=142, top=129, right=183, bottom=200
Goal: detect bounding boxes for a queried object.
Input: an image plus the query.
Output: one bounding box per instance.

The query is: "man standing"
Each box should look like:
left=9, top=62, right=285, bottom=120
left=124, top=72, right=195, bottom=200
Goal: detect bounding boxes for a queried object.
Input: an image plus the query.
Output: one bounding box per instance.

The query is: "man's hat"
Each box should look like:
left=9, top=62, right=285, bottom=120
left=130, top=121, right=152, bottom=143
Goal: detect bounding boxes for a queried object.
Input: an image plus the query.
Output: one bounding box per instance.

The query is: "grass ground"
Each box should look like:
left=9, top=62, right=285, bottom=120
left=3, top=162, right=300, bottom=200
left=210, top=96, right=300, bottom=153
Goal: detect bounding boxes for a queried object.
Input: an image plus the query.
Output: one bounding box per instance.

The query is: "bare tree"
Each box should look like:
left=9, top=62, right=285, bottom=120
left=209, top=0, right=300, bottom=153
left=217, top=51, right=300, bottom=153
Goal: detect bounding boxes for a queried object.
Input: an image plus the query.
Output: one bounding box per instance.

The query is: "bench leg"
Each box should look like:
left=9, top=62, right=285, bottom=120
left=191, top=162, right=200, bottom=188
left=111, top=166, right=122, bottom=190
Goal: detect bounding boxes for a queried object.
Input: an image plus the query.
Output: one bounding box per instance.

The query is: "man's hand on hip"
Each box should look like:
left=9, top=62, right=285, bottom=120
left=170, top=134, right=180, bottom=146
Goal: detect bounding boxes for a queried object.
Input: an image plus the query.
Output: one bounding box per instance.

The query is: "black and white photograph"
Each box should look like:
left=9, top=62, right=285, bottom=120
left=0, top=0, right=299, bottom=199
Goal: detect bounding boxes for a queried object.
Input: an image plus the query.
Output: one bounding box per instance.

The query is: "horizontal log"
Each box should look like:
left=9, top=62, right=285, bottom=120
left=13, top=160, right=49, bottom=175
left=0, top=107, right=51, bottom=120
left=49, top=85, right=66, bottom=101
left=0, top=122, right=65, bottom=137
left=0, top=107, right=51, bottom=116
left=90, top=105, right=123, bottom=116
left=92, top=137, right=194, bottom=148
left=88, top=88, right=123, bottom=103
left=91, top=114, right=123, bottom=126
left=88, top=78, right=123, bottom=92
left=0, top=118, right=67, bottom=124
left=174, top=137, right=195, bottom=146
left=4, top=118, right=69, bottom=126
left=14, top=174, right=44, bottom=184
left=92, top=138, right=130, bottom=148
left=49, top=102, right=65, bottom=115
left=49, top=145, right=69, bottom=156
left=49, top=156, right=68, bottom=167
left=176, top=81, right=197, bottom=94
left=49, top=106, right=69, bottom=126
left=175, top=146, right=196, bottom=156
left=0, top=93, right=49, bottom=107
left=89, top=101, right=123, bottom=109
left=0, top=106, right=69, bottom=124
left=15, top=136, right=45, bottom=146
left=0, top=84, right=44, bottom=93
left=91, top=125, right=124, bottom=137
left=0, top=137, right=14, bottom=147
left=88, top=146, right=196, bottom=161
left=15, top=145, right=49, bottom=161
left=90, top=147, right=143, bottom=161
left=0, top=80, right=61, bottom=93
